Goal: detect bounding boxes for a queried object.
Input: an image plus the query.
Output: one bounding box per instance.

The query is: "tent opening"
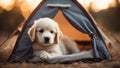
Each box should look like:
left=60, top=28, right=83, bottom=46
left=53, top=10, right=92, bottom=50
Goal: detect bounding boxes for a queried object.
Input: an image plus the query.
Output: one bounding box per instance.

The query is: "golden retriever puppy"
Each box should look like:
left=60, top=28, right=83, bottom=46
left=28, top=18, right=80, bottom=60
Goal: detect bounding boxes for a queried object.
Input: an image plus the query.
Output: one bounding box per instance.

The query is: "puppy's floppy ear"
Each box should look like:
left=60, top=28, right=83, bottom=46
left=28, top=22, right=37, bottom=42
left=55, top=26, right=63, bottom=44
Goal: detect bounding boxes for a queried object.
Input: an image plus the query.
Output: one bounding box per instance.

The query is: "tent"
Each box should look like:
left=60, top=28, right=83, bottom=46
left=0, top=0, right=112, bottom=63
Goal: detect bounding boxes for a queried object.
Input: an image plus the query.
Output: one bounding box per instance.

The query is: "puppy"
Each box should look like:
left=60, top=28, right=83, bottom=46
left=28, top=18, right=80, bottom=60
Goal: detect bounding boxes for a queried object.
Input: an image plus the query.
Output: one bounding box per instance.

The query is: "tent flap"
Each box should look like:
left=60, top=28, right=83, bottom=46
left=61, top=6, right=111, bottom=60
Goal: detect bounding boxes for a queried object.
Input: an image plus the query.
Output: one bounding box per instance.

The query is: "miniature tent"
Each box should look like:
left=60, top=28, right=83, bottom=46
left=0, top=0, right=112, bottom=62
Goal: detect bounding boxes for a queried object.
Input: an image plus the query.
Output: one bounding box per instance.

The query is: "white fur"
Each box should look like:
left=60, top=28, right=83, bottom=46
left=28, top=18, right=80, bottom=60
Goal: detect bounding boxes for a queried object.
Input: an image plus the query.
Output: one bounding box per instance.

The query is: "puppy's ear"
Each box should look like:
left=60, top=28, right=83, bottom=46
left=28, top=22, right=37, bottom=42
left=55, top=26, right=63, bottom=44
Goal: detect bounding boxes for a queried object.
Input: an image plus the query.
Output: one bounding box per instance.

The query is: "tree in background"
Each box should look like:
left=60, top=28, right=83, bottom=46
left=89, top=0, right=120, bottom=32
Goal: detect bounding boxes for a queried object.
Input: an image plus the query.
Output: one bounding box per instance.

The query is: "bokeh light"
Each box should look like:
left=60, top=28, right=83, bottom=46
left=0, top=0, right=15, bottom=11
left=78, top=0, right=116, bottom=12
left=0, top=0, right=118, bottom=18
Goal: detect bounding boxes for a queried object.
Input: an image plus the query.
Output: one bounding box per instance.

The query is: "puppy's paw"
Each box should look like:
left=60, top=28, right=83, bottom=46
left=39, top=51, right=51, bottom=60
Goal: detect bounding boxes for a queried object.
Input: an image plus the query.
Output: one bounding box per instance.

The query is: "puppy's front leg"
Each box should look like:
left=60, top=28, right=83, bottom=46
left=39, top=51, right=62, bottom=60
left=34, top=50, right=51, bottom=60
left=40, top=50, right=52, bottom=60
left=34, top=50, right=62, bottom=60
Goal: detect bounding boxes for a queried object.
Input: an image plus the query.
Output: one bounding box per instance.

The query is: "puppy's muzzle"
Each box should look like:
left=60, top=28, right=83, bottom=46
left=44, top=37, right=49, bottom=44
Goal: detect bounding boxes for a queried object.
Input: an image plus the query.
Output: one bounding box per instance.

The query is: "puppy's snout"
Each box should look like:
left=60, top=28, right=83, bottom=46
left=44, top=37, right=49, bottom=43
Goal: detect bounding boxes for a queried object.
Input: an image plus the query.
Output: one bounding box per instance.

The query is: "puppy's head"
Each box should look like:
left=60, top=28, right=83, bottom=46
left=28, top=18, right=63, bottom=46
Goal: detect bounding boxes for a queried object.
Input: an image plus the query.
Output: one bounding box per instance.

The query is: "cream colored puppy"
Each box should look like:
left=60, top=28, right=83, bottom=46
left=28, top=18, right=80, bottom=60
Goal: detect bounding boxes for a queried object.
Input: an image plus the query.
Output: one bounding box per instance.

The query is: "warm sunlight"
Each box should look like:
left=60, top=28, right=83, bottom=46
left=91, top=0, right=116, bottom=12
left=77, top=0, right=92, bottom=9
left=0, top=0, right=118, bottom=17
left=0, top=0, right=15, bottom=11
left=78, top=0, right=116, bottom=12
left=19, top=0, right=41, bottom=18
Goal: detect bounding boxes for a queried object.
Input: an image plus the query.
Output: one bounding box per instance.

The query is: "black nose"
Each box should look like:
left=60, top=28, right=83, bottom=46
left=44, top=37, right=49, bottom=43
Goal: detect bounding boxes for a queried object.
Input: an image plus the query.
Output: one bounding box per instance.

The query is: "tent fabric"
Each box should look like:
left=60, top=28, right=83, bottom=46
left=8, top=0, right=111, bottom=62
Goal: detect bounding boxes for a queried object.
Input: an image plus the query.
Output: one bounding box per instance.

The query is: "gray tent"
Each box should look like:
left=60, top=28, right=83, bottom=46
left=0, top=0, right=112, bottom=63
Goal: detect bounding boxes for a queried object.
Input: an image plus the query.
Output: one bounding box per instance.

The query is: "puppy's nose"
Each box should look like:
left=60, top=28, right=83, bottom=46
left=44, top=37, right=49, bottom=43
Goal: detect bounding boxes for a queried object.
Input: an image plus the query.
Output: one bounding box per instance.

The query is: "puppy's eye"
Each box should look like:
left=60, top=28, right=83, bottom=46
left=50, top=31, right=54, bottom=33
left=39, top=29, right=44, bottom=33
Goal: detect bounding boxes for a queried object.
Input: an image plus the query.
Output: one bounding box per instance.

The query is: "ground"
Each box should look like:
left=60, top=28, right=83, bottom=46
left=0, top=56, right=120, bottom=68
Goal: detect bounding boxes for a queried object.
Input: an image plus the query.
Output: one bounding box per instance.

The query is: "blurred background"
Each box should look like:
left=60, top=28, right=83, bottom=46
left=0, top=0, right=120, bottom=44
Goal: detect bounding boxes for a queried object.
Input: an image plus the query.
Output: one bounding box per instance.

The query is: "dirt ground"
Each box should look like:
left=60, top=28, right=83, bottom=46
left=0, top=53, right=120, bottom=68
